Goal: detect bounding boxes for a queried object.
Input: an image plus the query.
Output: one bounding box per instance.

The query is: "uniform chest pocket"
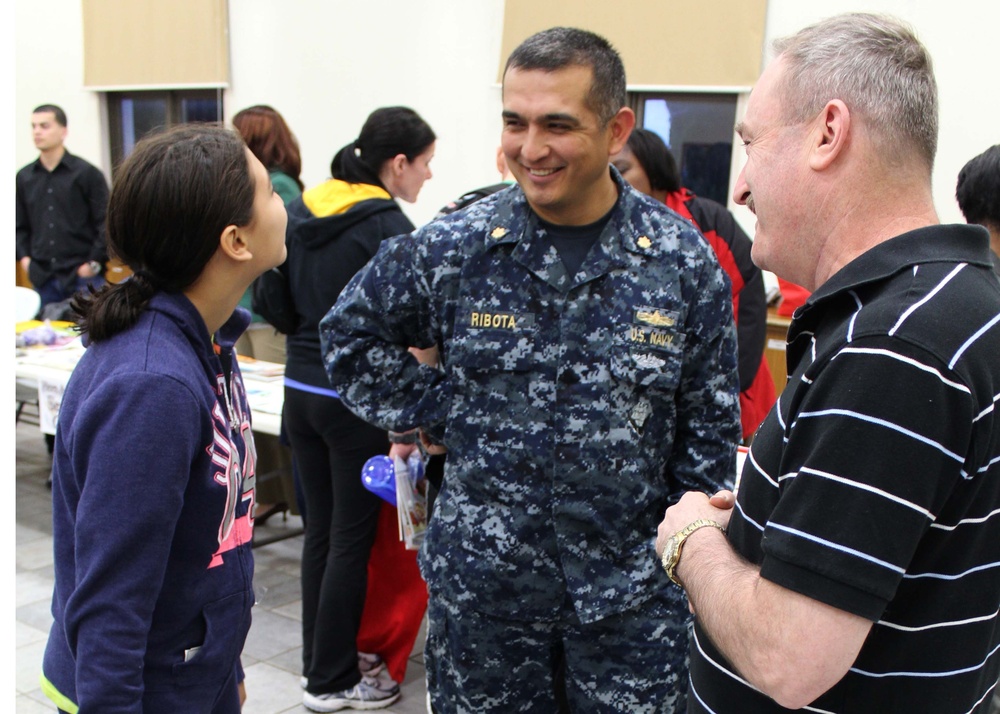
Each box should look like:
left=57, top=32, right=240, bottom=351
left=609, top=323, right=685, bottom=392
left=448, top=313, right=537, bottom=374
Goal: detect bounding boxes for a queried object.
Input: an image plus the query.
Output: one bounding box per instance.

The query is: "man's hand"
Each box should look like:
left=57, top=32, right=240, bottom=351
left=409, top=344, right=440, bottom=367
left=396, top=346, right=447, bottom=456
left=655, top=489, right=735, bottom=560
left=19, top=256, right=30, bottom=272
left=238, top=681, right=246, bottom=708
left=419, top=429, right=447, bottom=456
left=708, top=489, right=736, bottom=510
left=389, top=441, right=420, bottom=461
left=656, top=488, right=873, bottom=709
left=388, top=432, right=447, bottom=461
left=77, top=261, right=97, bottom=278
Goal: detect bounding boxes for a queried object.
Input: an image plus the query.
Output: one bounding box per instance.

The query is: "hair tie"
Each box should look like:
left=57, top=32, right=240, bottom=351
left=132, top=269, right=159, bottom=287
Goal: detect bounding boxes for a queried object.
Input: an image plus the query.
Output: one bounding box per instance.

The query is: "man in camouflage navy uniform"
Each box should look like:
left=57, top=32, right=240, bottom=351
left=321, top=27, right=740, bottom=713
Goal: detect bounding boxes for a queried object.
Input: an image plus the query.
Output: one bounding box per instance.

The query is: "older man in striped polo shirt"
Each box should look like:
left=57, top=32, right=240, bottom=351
left=656, top=12, right=1000, bottom=714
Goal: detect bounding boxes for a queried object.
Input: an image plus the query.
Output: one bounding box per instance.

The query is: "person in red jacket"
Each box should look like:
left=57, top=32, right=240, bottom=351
left=613, top=128, right=776, bottom=439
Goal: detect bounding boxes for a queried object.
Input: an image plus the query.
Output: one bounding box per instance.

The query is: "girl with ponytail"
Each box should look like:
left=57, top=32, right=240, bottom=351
left=42, top=124, right=287, bottom=714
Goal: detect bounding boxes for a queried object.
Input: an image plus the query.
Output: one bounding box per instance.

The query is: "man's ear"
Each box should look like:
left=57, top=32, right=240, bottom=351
left=810, top=99, right=851, bottom=171
left=607, top=107, right=636, bottom=157
left=218, top=224, right=254, bottom=263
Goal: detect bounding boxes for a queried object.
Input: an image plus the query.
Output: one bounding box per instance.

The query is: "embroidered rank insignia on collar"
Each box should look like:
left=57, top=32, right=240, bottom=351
left=491, top=226, right=509, bottom=240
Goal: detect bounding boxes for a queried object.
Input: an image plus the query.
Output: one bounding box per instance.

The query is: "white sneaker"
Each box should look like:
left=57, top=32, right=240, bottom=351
left=302, top=653, right=385, bottom=688
left=303, top=675, right=400, bottom=712
left=358, top=651, right=384, bottom=676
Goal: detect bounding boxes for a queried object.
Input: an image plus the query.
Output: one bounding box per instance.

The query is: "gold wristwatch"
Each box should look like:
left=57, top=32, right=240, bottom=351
left=661, top=519, right=726, bottom=586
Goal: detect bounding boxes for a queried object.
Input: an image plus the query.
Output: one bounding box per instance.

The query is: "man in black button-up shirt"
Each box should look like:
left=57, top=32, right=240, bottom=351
left=16, top=104, right=109, bottom=311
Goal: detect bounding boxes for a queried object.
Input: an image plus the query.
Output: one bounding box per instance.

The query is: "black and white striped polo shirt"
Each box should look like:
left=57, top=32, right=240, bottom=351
left=690, top=225, right=1000, bottom=713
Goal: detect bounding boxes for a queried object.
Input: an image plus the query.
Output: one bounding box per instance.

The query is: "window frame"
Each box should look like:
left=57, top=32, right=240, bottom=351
left=626, top=89, right=743, bottom=208
left=106, top=88, right=224, bottom=177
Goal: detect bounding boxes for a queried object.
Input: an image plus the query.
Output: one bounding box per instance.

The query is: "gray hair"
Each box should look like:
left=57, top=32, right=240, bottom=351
left=504, top=27, right=626, bottom=126
left=772, top=13, right=938, bottom=170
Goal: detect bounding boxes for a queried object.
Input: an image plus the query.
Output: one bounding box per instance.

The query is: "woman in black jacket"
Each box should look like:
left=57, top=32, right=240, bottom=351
left=283, top=107, right=435, bottom=712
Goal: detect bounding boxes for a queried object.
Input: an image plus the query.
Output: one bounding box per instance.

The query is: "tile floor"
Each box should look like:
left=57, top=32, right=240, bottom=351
left=14, top=418, right=430, bottom=713
left=18, top=406, right=1000, bottom=714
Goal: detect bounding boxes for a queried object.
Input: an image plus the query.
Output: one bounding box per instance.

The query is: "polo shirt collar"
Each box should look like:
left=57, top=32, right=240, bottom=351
left=797, top=224, right=993, bottom=318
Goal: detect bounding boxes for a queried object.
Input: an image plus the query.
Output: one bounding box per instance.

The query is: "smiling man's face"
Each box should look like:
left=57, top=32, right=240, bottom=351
left=733, top=56, right=815, bottom=284
left=501, top=64, right=630, bottom=226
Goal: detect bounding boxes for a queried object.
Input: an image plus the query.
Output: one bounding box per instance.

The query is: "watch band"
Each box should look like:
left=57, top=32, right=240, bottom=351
left=388, top=430, right=419, bottom=445
left=662, top=518, right=726, bottom=587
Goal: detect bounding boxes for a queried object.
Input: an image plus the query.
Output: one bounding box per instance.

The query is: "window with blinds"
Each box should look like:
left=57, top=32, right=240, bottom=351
left=82, top=0, right=229, bottom=90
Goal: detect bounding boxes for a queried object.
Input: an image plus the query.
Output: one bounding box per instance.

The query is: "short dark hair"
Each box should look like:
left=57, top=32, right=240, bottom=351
left=626, top=128, right=681, bottom=193
left=74, top=124, right=256, bottom=341
left=956, top=145, right=1000, bottom=230
left=33, top=104, right=67, bottom=127
left=504, top=27, right=626, bottom=125
left=331, top=106, right=436, bottom=189
left=233, top=104, right=304, bottom=191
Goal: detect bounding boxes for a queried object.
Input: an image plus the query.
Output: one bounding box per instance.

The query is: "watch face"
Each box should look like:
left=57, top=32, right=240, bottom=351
left=663, top=537, right=679, bottom=571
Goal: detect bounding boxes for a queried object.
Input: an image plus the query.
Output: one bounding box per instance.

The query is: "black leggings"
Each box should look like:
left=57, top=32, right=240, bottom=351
left=283, top=387, right=388, bottom=694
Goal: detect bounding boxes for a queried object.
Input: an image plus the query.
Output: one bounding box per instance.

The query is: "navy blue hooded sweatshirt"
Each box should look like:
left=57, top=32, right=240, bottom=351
left=283, top=179, right=414, bottom=391
left=42, top=292, right=257, bottom=714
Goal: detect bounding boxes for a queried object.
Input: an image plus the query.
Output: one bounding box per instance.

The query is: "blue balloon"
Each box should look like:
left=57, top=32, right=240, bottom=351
left=361, top=455, right=397, bottom=506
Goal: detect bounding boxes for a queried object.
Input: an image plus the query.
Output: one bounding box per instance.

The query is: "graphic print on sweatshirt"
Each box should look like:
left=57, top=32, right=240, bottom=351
left=208, top=370, right=257, bottom=568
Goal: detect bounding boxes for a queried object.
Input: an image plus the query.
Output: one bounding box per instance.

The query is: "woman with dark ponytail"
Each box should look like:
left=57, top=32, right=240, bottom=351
left=327, top=106, right=435, bottom=200
left=41, top=124, right=288, bottom=714
left=282, top=106, right=435, bottom=711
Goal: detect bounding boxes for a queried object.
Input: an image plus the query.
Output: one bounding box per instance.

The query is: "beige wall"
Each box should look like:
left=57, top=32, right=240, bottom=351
left=81, top=0, right=229, bottom=88
left=500, top=0, right=768, bottom=87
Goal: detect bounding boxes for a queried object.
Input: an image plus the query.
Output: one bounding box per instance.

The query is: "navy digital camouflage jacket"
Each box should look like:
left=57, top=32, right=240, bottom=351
left=320, top=169, right=740, bottom=624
